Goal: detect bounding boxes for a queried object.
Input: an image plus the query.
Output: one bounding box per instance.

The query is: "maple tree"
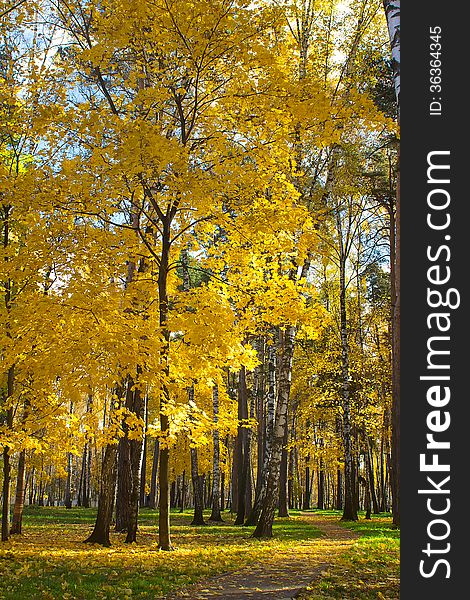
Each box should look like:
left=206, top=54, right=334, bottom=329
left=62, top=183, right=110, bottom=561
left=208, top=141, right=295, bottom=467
left=0, top=0, right=398, bottom=574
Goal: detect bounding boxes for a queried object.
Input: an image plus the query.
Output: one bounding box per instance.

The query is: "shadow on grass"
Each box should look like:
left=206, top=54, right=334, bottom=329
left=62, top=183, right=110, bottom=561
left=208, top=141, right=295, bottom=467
left=298, top=512, right=400, bottom=600
left=5, top=506, right=324, bottom=600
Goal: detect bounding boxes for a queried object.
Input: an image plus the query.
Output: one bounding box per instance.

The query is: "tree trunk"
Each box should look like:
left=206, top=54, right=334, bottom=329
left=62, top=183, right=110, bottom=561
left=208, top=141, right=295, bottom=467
left=64, top=451, right=73, bottom=509
left=365, top=481, right=371, bottom=520
left=231, top=435, right=239, bottom=514
left=366, top=438, right=380, bottom=514
left=11, top=398, right=30, bottom=535
left=253, top=326, right=294, bottom=538
left=1, top=366, right=14, bottom=542
left=179, top=470, right=186, bottom=513
left=336, top=468, right=343, bottom=510
left=317, top=459, right=325, bottom=510
left=245, top=378, right=256, bottom=518
left=140, top=396, right=148, bottom=508
left=158, top=412, right=172, bottom=549
left=220, top=469, right=225, bottom=513
left=157, top=219, right=173, bottom=550
left=245, top=455, right=252, bottom=518
left=209, top=385, right=223, bottom=521
left=10, top=449, right=26, bottom=535
left=78, top=445, right=86, bottom=507
left=255, top=338, right=265, bottom=495
left=84, top=442, right=118, bottom=546
left=277, top=420, right=289, bottom=517
left=288, top=449, right=295, bottom=509
left=302, top=465, right=309, bottom=510
left=126, top=394, right=143, bottom=543
left=115, top=433, right=132, bottom=532
left=390, top=172, right=400, bottom=527
left=79, top=395, right=93, bottom=508
left=382, top=0, right=400, bottom=107
left=147, top=440, right=159, bottom=509
left=190, top=447, right=206, bottom=525
left=338, top=242, right=357, bottom=521
left=234, top=367, right=249, bottom=525
left=246, top=338, right=275, bottom=526
left=383, top=0, right=400, bottom=530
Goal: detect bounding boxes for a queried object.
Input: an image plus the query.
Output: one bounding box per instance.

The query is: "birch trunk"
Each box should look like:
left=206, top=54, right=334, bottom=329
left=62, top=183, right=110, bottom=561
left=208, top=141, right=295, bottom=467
left=383, top=0, right=400, bottom=528
left=255, top=338, right=265, bottom=495
left=383, top=0, right=400, bottom=107
left=209, top=384, right=223, bottom=521
left=277, top=420, right=289, bottom=517
left=84, top=431, right=92, bottom=508
left=253, top=326, right=295, bottom=538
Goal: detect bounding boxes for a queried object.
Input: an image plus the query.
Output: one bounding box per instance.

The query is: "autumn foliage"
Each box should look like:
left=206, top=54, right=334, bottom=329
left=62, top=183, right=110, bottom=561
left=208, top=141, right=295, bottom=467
left=0, top=0, right=398, bottom=567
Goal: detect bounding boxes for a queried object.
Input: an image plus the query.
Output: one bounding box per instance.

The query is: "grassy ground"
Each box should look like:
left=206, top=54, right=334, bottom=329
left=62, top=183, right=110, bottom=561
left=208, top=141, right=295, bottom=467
left=0, top=507, right=399, bottom=599
left=0, top=506, right=323, bottom=600
left=299, top=511, right=400, bottom=599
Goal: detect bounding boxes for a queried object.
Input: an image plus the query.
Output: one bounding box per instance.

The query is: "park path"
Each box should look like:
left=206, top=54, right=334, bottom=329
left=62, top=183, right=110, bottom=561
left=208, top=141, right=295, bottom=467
left=165, top=513, right=358, bottom=600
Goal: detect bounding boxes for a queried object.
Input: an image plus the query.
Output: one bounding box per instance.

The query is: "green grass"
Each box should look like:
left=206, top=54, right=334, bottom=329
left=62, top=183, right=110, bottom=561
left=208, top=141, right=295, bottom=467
left=0, top=507, right=323, bottom=600
left=299, top=511, right=400, bottom=600
left=0, top=507, right=399, bottom=599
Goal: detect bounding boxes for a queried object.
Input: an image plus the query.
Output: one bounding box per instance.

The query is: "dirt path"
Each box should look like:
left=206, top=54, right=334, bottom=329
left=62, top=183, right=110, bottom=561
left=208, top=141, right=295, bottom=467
left=165, top=513, right=358, bottom=600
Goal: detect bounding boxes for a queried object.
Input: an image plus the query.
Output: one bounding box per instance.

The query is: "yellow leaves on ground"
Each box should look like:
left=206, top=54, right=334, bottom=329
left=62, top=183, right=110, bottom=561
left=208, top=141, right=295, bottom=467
left=0, top=511, right=324, bottom=600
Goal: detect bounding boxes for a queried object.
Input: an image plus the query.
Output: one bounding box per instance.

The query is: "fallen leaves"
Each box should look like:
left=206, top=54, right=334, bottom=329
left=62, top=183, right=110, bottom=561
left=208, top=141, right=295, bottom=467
left=0, top=510, right=322, bottom=599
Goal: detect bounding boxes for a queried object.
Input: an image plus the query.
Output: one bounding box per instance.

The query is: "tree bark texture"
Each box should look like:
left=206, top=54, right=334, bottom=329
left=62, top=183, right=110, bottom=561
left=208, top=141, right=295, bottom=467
left=234, top=367, right=249, bottom=525
left=246, top=338, right=276, bottom=526
left=253, top=326, right=294, bottom=538
left=190, top=447, right=206, bottom=526
left=10, top=449, right=26, bottom=535
left=209, top=385, right=223, bottom=521
left=147, top=440, right=159, bottom=509
left=84, top=442, right=118, bottom=546
left=383, top=0, right=400, bottom=530
left=1, top=366, right=14, bottom=542
left=157, top=218, right=173, bottom=550
left=337, top=233, right=357, bottom=521
left=278, top=419, right=289, bottom=517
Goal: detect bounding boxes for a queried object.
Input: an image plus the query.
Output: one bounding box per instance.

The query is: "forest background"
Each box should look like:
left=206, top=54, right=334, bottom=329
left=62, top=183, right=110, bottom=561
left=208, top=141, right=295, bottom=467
left=0, top=0, right=400, bottom=597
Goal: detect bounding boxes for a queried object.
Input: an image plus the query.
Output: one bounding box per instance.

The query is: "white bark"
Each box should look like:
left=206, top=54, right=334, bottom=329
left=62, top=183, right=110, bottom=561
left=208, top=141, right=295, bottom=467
left=253, top=326, right=295, bottom=537
left=265, top=340, right=276, bottom=462
left=209, top=384, right=222, bottom=520
left=383, top=0, right=400, bottom=107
